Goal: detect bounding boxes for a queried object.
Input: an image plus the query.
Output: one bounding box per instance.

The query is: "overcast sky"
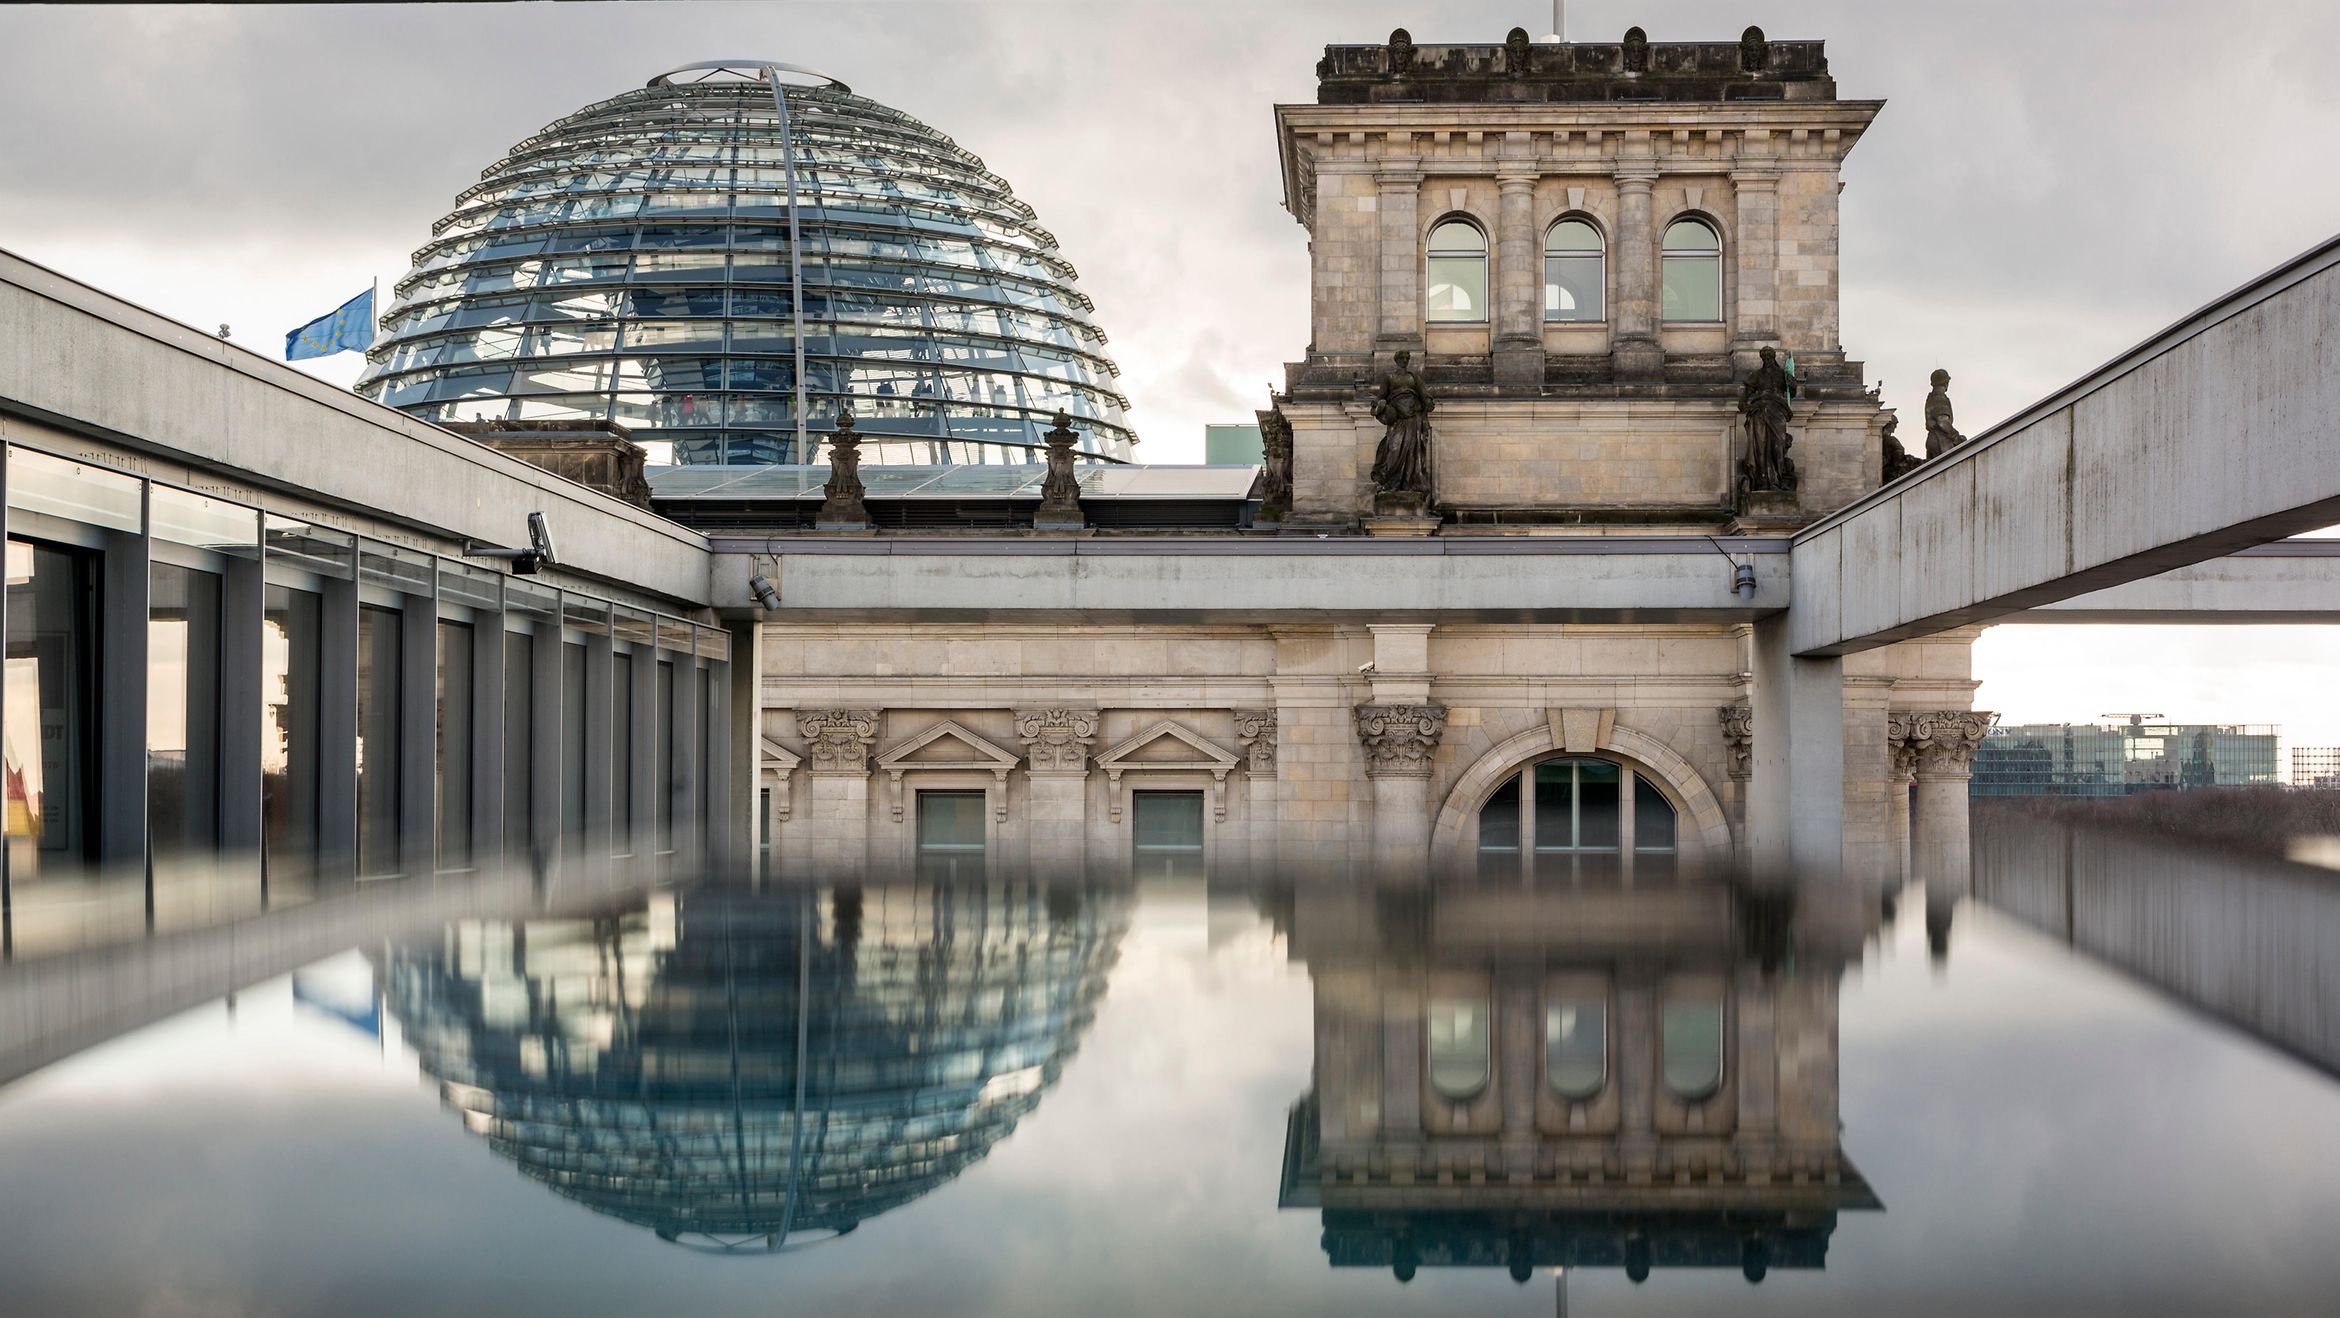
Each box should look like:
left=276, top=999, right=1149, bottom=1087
left=5, top=1, right=2340, bottom=751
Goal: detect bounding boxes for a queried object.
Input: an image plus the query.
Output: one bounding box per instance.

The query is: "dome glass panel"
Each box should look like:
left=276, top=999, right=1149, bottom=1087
left=358, top=63, right=1137, bottom=466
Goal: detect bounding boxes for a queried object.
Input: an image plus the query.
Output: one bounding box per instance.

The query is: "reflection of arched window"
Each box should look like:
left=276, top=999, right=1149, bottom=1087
left=1426, top=219, right=1488, bottom=323
left=1427, top=996, right=1492, bottom=1098
left=1545, top=996, right=1607, bottom=1099
left=1473, top=756, right=1679, bottom=879
left=1544, top=218, right=1604, bottom=323
left=1661, top=991, right=1724, bottom=1099
left=1661, top=218, right=1723, bottom=323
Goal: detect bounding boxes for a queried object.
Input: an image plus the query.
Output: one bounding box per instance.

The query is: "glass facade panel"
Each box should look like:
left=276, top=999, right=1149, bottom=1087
left=612, top=652, right=634, bottom=851
left=656, top=660, right=677, bottom=851
left=915, top=790, right=986, bottom=880
left=1545, top=997, right=1608, bottom=1100
left=148, top=563, right=224, bottom=860
left=1427, top=997, right=1492, bottom=1098
left=561, top=642, right=586, bottom=855
left=150, top=486, right=257, bottom=551
left=438, top=621, right=474, bottom=870
left=262, top=585, right=321, bottom=893
left=356, top=605, right=402, bottom=877
left=1661, top=993, right=1725, bottom=1099
left=5, top=539, right=98, bottom=880
left=6, top=449, right=141, bottom=533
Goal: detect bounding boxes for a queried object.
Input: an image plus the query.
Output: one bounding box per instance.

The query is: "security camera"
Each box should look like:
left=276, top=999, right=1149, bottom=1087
left=464, top=511, right=557, bottom=575
left=749, top=574, right=782, bottom=611
left=1358, top=661, right=1376, bottom=675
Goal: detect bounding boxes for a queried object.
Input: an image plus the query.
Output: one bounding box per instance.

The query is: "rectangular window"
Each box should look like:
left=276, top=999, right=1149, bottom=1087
left=437, top=621, right=474, bottom=870
left=5, top=538, right=99, bottom=879
left=261, top=585, right=322, bottom=887
left=656, top=660, right=676, bottom=851
left=915, top=790, right=986, bottom=880
left=1425, top=256, right=1487, bottom=323
left=356, top=605, right=402, bottom=877
left=561, top=641, right=586, bottom=855
left=148, top=562, right=224, bottom=861
left=612, top=652, right=634, bottom=852
left=1544, top=254, right=1604, bottom=323
left=503, top=631, right=534, bottom=862
left=1132, top=790, right=1204, bottom=879
left=1661, top=255, right=1723, bottom=323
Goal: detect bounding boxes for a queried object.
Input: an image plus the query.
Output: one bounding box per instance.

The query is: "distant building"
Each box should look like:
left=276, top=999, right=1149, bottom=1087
left=1972, top=720, right=2280, bottom=797
left=2292, top=746, right=2340, bottom=788
left=1204, top=422, right=1264, bottom=465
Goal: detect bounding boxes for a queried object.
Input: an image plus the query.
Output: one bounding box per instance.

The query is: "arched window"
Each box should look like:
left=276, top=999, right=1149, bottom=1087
left=1544, top=218, right=1604, bottom=323
left=1473, top=755, right=1679, bottom=879
left=1426, top=219, right=1488, bottom=323
left=1661, top=989, right=1725, bottom=1099
left=1545, top=995, right=1607, bottom=1099
left=1427, top=995, right=1492, bottom=1098
left=1661, top=218, right=1723, bottom=323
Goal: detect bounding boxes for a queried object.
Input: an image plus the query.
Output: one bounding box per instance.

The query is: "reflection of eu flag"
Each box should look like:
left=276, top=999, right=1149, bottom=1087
left=284, top=288, right=373, bottom=361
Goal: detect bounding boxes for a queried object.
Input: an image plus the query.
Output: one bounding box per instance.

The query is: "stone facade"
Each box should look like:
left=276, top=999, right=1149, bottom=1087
left=749, top=28, right=1980, bottom=885
left=1273, top=32, right=1887, bottom=530
left=759, top=622, right=1979, bottom=880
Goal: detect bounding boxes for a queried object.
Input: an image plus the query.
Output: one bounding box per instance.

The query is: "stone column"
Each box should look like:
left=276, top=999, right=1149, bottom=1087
left=1729, top=167, right=1779, bottom=372
left=1897, top=711, right=1995, bottom=891
left=1492, top=171, right=1542, bottom=384
left=1374, top=168, right=1425, bottom=364
left=1235, top=709, right=1278, bottom=879
left=794, top=709, right=878, bottom=879
left=1355, top=703, right=1445, bottom=880
left=1016, top=708, right=1096, bottom=879
left=1746, top=615, right=1845, bottom=879
left=1610, top=165, right=1662, bottom=380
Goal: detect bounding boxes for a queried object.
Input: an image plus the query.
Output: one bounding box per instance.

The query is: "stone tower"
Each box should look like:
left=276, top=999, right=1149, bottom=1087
left=1272, top=26, right=1890, bottom=531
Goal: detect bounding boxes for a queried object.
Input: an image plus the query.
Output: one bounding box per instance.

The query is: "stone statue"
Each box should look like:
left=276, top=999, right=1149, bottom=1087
left=816, top=409, right=869, bottom=529
left=1256, top=406, right=1292, bottom=523
left=1923, top=368, right=1967, bottom=459
left=1881, top=414, right=1922, bottom=482
left=1370, top=349, right=1435, bottom=507
left=1740, top=25, right=1769, bottom=72
left=1738, top=346, right=1798, bottom=494
left=1504, top=26, right=1532, bottom=75
left=1386, top=27, right=1415, bottom=76
left=1033, top=410, right=1084, bottom=530
left=1622, top=26, right=1649, bottom=73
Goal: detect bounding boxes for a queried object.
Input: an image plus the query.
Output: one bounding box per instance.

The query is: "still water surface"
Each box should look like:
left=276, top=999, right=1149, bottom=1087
left=1, top=863, right=2337, bottom=1317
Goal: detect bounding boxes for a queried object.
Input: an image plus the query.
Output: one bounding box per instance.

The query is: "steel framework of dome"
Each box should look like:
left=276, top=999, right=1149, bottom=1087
left=356, top=61, right=1137, bottom=467
left=382, top=884, right=1125, bottom=1250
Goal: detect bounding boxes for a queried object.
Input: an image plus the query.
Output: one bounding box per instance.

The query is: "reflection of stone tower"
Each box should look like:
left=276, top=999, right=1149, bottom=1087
left=383, top=884, right=1125, bottom=1252
left=1274, top=877, right=1880, bottom=1284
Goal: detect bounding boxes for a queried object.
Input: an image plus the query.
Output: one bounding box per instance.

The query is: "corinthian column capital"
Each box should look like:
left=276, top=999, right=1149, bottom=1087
left=1888, top=710, right=1998, bottom=780
left=1355, top=703, right=1447, bottom=778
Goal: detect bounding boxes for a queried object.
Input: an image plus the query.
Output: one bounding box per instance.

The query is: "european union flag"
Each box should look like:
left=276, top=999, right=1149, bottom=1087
left=284, top=288, right=374, bottom=361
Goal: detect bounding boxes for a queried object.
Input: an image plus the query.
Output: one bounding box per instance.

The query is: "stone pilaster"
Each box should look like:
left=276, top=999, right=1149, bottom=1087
left=794, top=709, right=879, bottom=877
left=1492, top=172, right=1542, bottom=383
left=1890, top=710, right=1996, bottom=891
left=1610, top=165, right=1662, bottom=380
left=1236, top=709, right=1279, bottom=876
left=1017, top=708, right=1097, bottom=875
left=1729, top=166, right=1780, bottom=370
left=1375, top=168, right=1425, bottom=362
left=1356, top=703, right=1445, bottom=878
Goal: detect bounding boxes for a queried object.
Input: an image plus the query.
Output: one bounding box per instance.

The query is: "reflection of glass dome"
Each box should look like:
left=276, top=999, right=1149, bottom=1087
left=383, top=885, right=1124, bottom=1251
left=356, top=61, right=1137, bottom=467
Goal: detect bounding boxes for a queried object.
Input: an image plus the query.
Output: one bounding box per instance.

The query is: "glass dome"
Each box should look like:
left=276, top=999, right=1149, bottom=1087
left=356, top=61, right=1137, bottom=466
left=381, top=884, right=1125, bottom=1252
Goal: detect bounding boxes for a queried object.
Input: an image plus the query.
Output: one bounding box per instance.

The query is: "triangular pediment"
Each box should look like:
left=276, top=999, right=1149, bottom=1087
left=1095, top=719, right=1240, bottom=772
left=875, top=719, right=1019, bottom=771
left=760, top=736, right=802, bottom=771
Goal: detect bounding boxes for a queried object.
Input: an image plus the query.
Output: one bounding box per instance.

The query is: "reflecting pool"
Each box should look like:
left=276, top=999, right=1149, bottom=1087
left=2, top=841, right=2338, bottom=1315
